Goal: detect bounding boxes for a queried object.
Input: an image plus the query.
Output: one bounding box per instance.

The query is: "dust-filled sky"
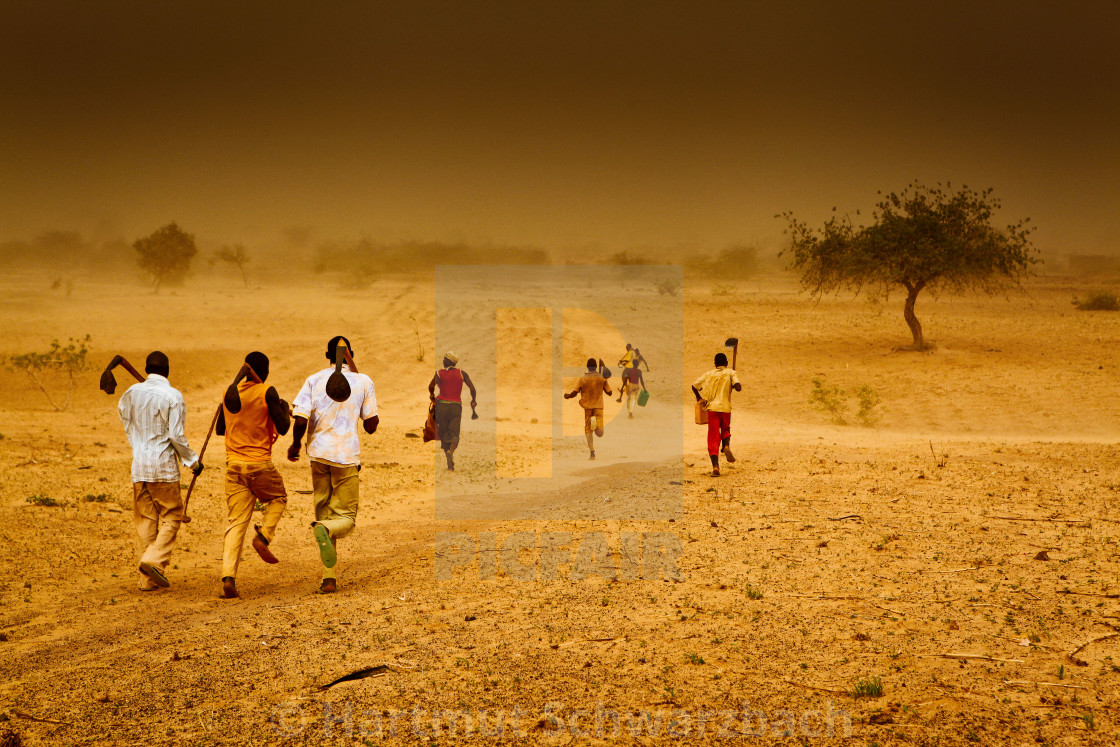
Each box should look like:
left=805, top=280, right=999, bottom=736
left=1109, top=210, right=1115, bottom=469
left=1, top=1, right=1118, bottom=255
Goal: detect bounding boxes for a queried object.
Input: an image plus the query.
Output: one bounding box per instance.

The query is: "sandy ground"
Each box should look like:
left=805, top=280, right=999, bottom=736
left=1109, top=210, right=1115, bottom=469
left=1, top=268, right=1120, bottom=746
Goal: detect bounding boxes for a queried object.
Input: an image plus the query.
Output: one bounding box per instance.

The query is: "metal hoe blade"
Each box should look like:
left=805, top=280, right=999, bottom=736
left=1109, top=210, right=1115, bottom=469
left=325, top=345, right=352, bottom=402
left=99, top=367, right=117, bottom=395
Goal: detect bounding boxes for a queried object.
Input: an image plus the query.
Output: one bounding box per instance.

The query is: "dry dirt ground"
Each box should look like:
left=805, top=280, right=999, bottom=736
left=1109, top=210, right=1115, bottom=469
left=1, top=269, right=1120, bottom=746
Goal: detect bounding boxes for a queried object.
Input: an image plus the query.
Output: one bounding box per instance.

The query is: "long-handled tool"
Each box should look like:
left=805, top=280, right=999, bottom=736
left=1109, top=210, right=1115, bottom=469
left=725, top=337, right=739, bottom=370
left=184, top=361, right=266, bottom=523
left=99, top=355, right=144, bottom=394
left=181, top=404, right=220, bottom=524
left=325, top=342, right=354, bottom=402
left=222, top=362, right=263, bottom=413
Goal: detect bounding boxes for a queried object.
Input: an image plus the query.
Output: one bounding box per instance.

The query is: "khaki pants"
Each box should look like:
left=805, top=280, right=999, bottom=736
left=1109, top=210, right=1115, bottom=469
left=133, top=481, right=183, bottom=588
left=311, top=460, right=360, bottom=580
left=222, top=461, right=287, bottom=579
left=626, top=384, right=641, bottom=414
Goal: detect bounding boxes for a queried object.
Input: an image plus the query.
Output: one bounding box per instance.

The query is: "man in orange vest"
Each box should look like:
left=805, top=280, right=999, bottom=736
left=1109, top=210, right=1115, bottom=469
left=215, top=351, right=291, bottom=599
left=427, top=352, right=478, bottom=471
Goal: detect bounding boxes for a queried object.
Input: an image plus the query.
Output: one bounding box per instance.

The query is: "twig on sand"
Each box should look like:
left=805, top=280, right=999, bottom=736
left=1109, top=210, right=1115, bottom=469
left=13, top=709, right=73, bottom=726
left=921, top=653, right=1024, bottom=663
left=1003, top=680, right=1088, bottom=691
left=827, top=515, right=861, bottom=521
left=1057, top=589, right=1119, bottom=599
left=921, top=567, right=980, bottom=574
left=991, top=516, right=1088, bottom=524
left=551, top=636, right=626, bottom=649
left=1068, top=633, right=1120, bottom=666
left=782, top=678, right=847, bottom=695
left=873, top=604, right=905, bottom=616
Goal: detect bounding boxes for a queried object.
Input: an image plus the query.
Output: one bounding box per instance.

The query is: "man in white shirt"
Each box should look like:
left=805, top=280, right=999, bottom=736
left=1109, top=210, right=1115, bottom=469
left=118, top=351, right=204, bottom=590
left=288, top=336, right=379, bottom=593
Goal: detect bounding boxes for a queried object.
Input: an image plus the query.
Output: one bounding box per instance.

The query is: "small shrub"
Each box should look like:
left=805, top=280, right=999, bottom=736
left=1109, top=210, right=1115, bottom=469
left=810, top=377, right=883, bottom=427
left=853, top=385, right=881, bottom=426
left=685, top=652, right=704, bottom=665
left=851, top=676, right=883, bottom=699
left=26, top=494, right=64, bottom=507
left=654, top=278, right=681, bottom=296
left=1074, top=290, right=1120, bottom=311
left=84, top=493, right=111, bottom=503
left=745, top=586, right=764, bottom=600
left=7, top=335, right=91, bottom=411
left=810, top=377, right=846, bottom=424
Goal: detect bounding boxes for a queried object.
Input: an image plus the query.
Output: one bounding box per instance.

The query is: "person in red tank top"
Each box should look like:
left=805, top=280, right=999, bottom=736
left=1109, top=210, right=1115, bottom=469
left=427, top=352, right=478, bottom=471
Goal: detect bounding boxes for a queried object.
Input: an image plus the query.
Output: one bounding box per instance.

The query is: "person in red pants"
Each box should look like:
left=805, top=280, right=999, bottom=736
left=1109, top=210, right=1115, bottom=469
left=692, top=352, right=741, bottom=477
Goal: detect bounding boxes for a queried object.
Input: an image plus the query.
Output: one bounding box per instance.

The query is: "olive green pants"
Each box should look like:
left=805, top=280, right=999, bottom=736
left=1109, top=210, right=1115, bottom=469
left=311, top=460, right=360, bottom=580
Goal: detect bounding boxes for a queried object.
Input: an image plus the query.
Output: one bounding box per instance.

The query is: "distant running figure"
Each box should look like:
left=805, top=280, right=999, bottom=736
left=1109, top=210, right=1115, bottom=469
left=427, top=352, right=478, bottom=471
left=692, top=352, right=741, bottom=477
left=616, top=344, right=650, bottom=401
left=288, top=336, right=378, bottom=594
left=623, top=361, right=646, bottom=418
left=215, top=351, right=291, bottom=600
left=117, top=351, right=203, bottom=591
left=565, top=358, right=613, bottom=459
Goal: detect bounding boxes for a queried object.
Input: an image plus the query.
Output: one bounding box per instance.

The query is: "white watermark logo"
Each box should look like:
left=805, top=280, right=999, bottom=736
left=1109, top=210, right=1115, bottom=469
left=434, top=530, right=683, bottom=581
left=270, top=700, right=853, bottom=740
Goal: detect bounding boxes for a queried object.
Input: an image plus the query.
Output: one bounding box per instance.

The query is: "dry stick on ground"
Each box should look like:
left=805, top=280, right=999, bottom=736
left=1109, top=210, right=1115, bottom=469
left=920, top=567, right=981, bottom=574
left=1003, top=680, right=1088, bottom=691
left=551, top=636, right=626, bottom=649
left=1068, top=633, right=1120, bottom=666
left=921, top=653, right=1025, bottom=664
left=873, top=604, right=905, bottom=616
left=1057, top=589, right=1119, bottom=599
left=991, top=516, right=1088, bottom=523
left=13, top=709, right=73, bottom=726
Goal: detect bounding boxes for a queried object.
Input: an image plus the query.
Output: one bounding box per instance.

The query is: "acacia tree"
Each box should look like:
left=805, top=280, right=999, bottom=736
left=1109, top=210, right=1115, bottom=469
left=134, top=222, right=197, bottom=292
left=215, top=244, right=250, bottom=287
left=780, top=183, right=1038, bottom=349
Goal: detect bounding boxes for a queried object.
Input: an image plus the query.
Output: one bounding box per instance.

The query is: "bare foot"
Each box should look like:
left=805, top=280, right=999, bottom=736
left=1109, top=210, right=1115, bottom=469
left=320, top=579, right=337, bottom=594
left=220, top=577, right=239, bottom=599
left=252, top=530, right=279, bottom=564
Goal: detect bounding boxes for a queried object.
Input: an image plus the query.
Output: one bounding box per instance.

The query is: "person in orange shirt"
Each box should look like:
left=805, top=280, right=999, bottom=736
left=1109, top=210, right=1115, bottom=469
left=564, top=358, right=613, bottom=460
left=215, top=351, right=291, bottom=599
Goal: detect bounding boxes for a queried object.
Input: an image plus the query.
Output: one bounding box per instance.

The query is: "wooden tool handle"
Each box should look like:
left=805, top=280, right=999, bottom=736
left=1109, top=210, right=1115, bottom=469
left=119, top=357, right=145, bottom=382
left=181, top=403, right=222, bottom=524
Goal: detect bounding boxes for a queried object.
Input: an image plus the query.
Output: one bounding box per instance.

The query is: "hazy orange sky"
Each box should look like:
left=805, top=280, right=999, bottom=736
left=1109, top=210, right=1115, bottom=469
left=1, top=1, right=1117, bottom=256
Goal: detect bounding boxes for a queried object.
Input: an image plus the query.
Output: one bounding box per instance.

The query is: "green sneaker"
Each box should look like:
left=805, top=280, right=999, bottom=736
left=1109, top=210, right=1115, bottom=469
left=313, top=524, right=336, bottom=568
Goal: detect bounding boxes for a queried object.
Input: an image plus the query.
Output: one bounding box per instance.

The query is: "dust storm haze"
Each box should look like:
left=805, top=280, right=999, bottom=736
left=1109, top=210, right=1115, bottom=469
left=2, top=0, right=1119, bottom=272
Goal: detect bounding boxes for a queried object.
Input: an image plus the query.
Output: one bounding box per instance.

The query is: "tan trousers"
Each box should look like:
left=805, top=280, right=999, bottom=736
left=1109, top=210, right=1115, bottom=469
left=626, top=384, right=641, bottom=414
left=222, top=461, right=287, bottom=579
left=311, top=460, right=360, bottom=580
left=133, top=481, right=183, bottom=589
